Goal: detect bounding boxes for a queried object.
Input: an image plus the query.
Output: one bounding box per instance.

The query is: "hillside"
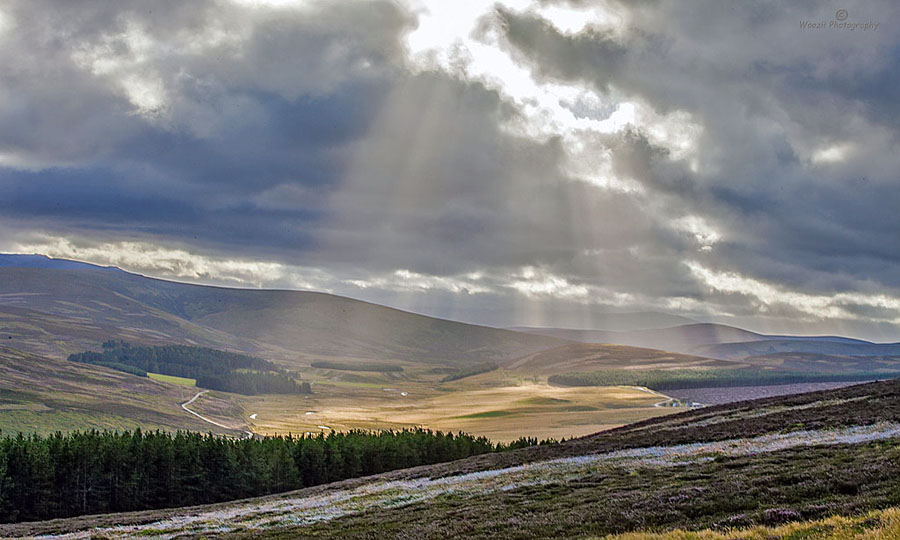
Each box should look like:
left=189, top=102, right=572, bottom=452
left=697, top=339, right=900, bottom=360
left=515, top=323, right=769, bottom=353
left=0, top=345, right=246, bottom=436
left=3, top=257, right=675, bottom=440
left=507, top=341, right=740, bottom=375
left=7, top=379, right=900, bottom=538
left=0, top=256, right=567, bottom=367
left=508, top=312, right=696, bottom=333
left=741, top=351, right=900, bottom=373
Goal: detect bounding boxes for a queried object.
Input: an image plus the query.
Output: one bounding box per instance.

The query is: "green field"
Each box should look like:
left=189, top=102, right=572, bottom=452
left=148, top=372, right=197, bottom=386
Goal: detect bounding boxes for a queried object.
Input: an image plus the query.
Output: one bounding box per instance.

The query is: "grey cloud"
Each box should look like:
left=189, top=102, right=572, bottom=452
left=495, top=6, right=625, bottom=91
left=494, top=0, right=900, bottom=307
left=1, top=0, right=899, bottom=338
left=0, top=0, right=411, bottom=258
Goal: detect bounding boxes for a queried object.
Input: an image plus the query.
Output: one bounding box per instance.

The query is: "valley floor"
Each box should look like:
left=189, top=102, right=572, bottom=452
left=244, top=371, right=676, bottom=442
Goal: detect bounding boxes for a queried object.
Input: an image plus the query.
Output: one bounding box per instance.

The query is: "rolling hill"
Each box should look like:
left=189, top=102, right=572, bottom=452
left=0, top=255, right=567, bottom=367
left=7, top=379, right=900, bottom=538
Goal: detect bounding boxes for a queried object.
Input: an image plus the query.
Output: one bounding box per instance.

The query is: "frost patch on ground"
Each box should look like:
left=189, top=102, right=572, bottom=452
left=635, top=395, right=871, bottom=433
left=37, top=422, right=900, bottom=539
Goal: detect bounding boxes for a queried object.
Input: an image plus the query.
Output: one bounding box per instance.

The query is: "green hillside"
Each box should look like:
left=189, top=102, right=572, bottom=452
left=0, top=346, right=246, bottom=436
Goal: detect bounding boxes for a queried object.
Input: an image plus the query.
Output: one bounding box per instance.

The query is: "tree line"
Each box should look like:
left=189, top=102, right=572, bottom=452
left=441, top=362, right=499, bottom=382
left=0, top=428, right=549, bottom=523
left=68, top=341, right=311, bottom=395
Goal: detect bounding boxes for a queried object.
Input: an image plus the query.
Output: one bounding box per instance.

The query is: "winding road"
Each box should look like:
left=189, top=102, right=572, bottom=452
left=181, top=390, right=254, bottom=438
left=625, top=385, right=681, bottom=408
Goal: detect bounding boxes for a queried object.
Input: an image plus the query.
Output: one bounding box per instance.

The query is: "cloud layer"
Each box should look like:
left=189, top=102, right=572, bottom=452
left=1, top=0, right=899, bottom=339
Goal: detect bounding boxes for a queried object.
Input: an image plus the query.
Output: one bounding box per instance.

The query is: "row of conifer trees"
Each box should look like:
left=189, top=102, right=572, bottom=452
left=0, top=428, right=545, bottom=523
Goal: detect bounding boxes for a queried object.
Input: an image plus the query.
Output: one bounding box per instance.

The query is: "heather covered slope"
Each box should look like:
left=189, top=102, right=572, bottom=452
left=7, top=379, right=900, bottom=538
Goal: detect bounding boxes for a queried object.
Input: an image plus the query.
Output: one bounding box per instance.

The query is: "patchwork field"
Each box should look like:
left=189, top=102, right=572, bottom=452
left=246, top=369, right=676, bottom=442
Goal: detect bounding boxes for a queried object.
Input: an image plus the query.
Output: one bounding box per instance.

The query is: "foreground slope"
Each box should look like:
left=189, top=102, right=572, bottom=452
left=7, top=379, right=900, bottom=538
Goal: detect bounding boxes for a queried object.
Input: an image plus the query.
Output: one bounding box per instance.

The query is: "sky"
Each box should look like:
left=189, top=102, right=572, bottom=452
left=0, top=0, right=899, bottom=340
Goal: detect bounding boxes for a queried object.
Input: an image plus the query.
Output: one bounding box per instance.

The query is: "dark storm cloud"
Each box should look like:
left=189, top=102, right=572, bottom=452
left=495, top=6, right=626, bottom=91
left=495, top=0, right=900, bottom=300
left=1, top=0, right=899, bottom=338
left=0, top=0, right=409, bottom=257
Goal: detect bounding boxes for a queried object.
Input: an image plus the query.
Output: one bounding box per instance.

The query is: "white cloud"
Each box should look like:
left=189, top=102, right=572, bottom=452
left=687, top=261, right=900, bottom=323
left=348, top=269, right=492, bottom=295
left=13, top=237, right=291, bottom=288
left=674, top=215, right=722, bottom=251
left=811, top=142, right=855, bottom=164
left=510, top=266, right=590, bottom=300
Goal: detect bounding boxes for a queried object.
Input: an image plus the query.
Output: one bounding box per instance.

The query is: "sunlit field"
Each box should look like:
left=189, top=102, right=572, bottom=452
left=148, top=372, right=197, bottom=387
left=245, top=368, right=677, bottom=442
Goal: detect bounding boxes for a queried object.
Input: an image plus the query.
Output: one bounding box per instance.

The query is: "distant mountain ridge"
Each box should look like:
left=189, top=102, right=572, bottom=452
left=0, top=253, right=121, bottom=271
left=512, top=323, right=766, bottom=350
left=515, top=322, right=898, bottom=360
left=508, top=312, right=696, bottom=333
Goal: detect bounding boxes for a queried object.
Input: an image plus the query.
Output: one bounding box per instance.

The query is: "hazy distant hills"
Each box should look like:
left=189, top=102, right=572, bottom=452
left=509, top=312, right=696, bottom=333
left=0, top=254, right=567, bottom=367
left=511, top=323, right=765, bottom=353
left=515, top=322, right=900, bottom=360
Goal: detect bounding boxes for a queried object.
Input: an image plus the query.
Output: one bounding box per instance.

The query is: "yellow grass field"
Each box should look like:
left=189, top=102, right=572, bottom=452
left=245, top=369, right=678, bottom=442
left=148, top=372, right=197, bottom=387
